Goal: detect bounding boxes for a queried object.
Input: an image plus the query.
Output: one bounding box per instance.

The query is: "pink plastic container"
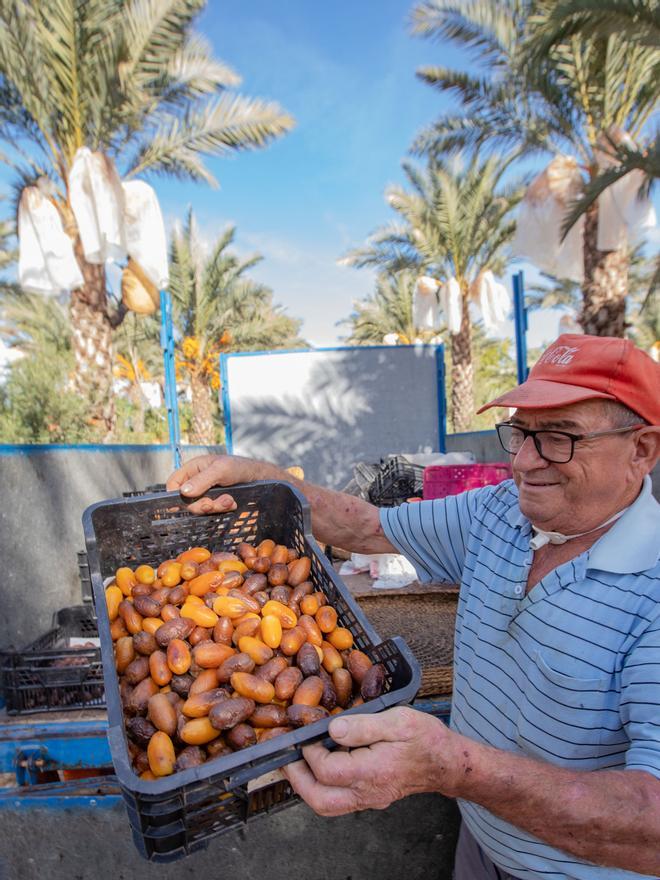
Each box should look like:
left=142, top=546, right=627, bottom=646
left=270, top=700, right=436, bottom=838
left=422, top=462, right=512, bottom=500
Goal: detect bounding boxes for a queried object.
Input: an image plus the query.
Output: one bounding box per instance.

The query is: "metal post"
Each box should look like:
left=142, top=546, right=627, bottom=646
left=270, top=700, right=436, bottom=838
left=512, top=271, right=529, bottom=384
left=159, top=290, right=182, bottom=470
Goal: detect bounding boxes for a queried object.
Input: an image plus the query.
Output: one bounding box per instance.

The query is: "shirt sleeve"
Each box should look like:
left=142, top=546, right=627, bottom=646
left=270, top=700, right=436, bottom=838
left=380, top=488, right=483, bottom=584
left=621, top=614, right=660, bottom=779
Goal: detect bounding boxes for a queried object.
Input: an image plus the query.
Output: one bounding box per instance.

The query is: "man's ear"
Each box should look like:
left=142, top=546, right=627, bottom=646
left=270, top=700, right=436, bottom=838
left=633, top=427, right=660, bottom=477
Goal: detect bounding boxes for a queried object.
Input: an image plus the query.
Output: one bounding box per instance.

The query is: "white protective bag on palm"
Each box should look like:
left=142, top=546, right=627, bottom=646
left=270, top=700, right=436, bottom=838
left=512, top=155, right=585, bottom=283
left=122, top=180, right=169, bottom=289
left=69, top=147, right=126, bottom=264
left=18, top=184, right=83, bottom=295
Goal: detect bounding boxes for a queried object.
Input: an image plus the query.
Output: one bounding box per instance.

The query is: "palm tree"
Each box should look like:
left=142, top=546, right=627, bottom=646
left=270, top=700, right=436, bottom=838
left=0, top=0, right=294, bottom=435
left=410, top=0, right=658, bottom=337
left=342, top=271, right=422, bottom=346
left=169, top=210, right=305, bottom=445
left=342, top=278, right=518, bottom=430
left=342, top=155, right=521, bottom=431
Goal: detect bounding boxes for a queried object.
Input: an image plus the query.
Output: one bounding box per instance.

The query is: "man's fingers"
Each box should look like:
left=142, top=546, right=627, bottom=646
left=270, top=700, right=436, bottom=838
left=328, top=707, right=418, bottom=748
left=165, top=456, right=217, bottom=491
left=300, top=741, right=373, bottom=787
left=283, top=757, right=360, bottom=817
left=183, top=494, right=237, bottom=515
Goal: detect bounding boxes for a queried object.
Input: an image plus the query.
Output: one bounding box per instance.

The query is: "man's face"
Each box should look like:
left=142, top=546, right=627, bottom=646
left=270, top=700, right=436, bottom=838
left=509, top=400, right=642, bottom=533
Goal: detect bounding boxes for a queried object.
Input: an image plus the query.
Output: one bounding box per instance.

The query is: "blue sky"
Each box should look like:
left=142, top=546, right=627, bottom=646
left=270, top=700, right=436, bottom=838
left=152, top=0, right=561, bottom=349
left=2, top=0, right=655, bottom=363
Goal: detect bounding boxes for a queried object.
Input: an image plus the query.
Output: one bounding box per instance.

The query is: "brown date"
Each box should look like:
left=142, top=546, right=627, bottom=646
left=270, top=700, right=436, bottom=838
left=132, top=595, right=161, bottom=618
left=287, top=556, right=311, bottom=587
left=270, top=584, right=292, bottom=604
left=124, top=655, right=150, bottom=685
left=127, top=677, right=159, bottom=715
left=174, top=746, right=206, bottom=771
left=273, top=666, right=303, bottom=702
left=267, top=563, right=289, bottom=587
left=249, top=704, right=288, bottom=729
left=188, top=668, right=219, bottom=696
left=286, top=704, right=329, bottom=727
left=115, top=636, right=135, bottom=673
left=155, top=617, right=195, bottom=647
left=217, top=652, right=255, bottom=684
left=255, top=655, right=289, bottom=683
left=226, top=723, right=257, bottom=751
left=208, top=696, right=255, bottom=731
left=149, top=649, right=173, bottom=686
left=213, top=617, right=234, bottom=645
left=297, top=642, right=321, bottom=677
left=206, top=739, right=233, bottom=760
left=170, top=674, right=194, bottom=697
left=242, top=573, right=267, bottom=595
left=258, top=726, right=294, bottom=743
left=182, top=688, right=230, bottom=718
left=360, top=664, right=386, bottom=700
left=332, top=668, right=353, bottom=708
left=292, top=675, right=323, bottom=707
left=347, top=650, right=373, bottom=685
left=132, top=631, right=158, bottom=656
left=189, top=626, right=211, bottom=647
left=126, top=716, right=157, bottom=747
left=147, top=693, right=178, bottom=736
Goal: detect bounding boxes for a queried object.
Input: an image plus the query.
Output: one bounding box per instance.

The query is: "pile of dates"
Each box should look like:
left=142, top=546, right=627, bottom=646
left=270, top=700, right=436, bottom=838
left=104, top=539, right=386, bottom=779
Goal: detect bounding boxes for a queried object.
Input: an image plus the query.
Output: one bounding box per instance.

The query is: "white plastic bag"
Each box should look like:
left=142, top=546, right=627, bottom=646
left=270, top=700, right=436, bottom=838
left=18, top=185, right=84, bottom=295
left=439, top=276, right=463, bottom=334
left=69, top=147, right=126, bottom=264
left=122, top=180, right=169, bottom=289
left=412, top=275, right=440, bottom=330
left=512, top=155, right=585, bottom=283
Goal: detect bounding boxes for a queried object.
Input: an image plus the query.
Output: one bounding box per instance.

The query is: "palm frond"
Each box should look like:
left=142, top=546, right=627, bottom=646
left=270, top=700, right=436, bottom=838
left=127, top=95, right=294, bottom=182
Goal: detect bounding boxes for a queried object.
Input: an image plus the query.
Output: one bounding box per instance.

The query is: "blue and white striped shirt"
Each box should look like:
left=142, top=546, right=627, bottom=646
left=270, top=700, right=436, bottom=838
left=381, top=477, right=660, bottom=880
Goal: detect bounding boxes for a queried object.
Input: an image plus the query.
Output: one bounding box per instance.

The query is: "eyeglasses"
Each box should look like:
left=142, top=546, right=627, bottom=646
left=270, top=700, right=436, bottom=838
left=495, top=421, right=646, bottom=464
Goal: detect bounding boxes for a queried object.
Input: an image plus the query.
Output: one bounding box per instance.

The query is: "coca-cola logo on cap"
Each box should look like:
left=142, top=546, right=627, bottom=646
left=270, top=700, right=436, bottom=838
left=537, top=345, right=580, bottom=366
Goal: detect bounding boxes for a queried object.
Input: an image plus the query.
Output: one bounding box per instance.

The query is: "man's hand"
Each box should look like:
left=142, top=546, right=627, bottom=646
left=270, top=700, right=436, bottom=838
left=282, top=707, right=463, bottom=816
left=166, top=454, right=274, bottom=514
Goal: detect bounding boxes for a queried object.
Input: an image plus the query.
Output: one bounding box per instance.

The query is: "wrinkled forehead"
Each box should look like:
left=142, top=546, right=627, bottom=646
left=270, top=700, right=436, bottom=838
left=510, top=399, right=609, bottom=430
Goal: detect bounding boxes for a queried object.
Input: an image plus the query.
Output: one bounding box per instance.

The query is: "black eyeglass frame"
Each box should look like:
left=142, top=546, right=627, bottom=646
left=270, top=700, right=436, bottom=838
left=495, top=421, right=646, bottom=464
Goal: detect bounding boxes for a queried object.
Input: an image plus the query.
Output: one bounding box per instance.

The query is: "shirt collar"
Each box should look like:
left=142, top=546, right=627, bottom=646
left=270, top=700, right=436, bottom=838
left=588, top=476, right=659, bottom=574
left=503, top=476, right=659, bottom=574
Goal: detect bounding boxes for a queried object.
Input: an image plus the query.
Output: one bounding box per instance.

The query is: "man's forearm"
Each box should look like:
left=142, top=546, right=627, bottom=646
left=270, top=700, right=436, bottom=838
left=240, top=459, right=394, bottom=554
left=449, top=736, right=660, bottom=873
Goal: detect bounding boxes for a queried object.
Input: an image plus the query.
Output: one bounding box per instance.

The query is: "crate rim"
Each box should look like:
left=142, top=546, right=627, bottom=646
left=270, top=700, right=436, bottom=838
left=83, top=481, right=421, bottom=800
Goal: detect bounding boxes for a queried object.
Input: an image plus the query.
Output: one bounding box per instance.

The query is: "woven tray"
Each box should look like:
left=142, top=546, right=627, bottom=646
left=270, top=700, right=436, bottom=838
left=356, top=592, right=456, bottom=696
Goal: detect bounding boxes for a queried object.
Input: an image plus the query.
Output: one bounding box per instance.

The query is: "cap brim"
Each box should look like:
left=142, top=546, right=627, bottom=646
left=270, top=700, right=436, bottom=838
left=476, top=379, right=616, bottom=414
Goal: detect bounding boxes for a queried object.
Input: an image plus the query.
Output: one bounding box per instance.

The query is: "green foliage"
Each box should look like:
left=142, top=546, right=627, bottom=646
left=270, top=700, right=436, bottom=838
left=410, top=0, right=658, bottom=165
left=342, top=272, right=419, bottom=345
left=343, top=154, right=522, bottom=287
left=169, top=211, right=306, bottom=353
left=0, top=346, right=96, bottom=442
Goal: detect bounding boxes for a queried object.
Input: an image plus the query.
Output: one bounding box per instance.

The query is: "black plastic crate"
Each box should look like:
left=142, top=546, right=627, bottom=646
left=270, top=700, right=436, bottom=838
left=122, top=483, right=166, bottom=498
left=78, top=549, right=93, bottom=604
left=368, top=458, right=425, bottom=506
left=0, top=605, right=105, bottom=715
left=83, top=482, right=421, bottom=862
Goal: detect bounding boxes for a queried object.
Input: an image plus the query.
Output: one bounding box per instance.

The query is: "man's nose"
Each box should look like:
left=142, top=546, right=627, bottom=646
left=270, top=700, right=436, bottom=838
left=513, top=435, right=549, bottom=469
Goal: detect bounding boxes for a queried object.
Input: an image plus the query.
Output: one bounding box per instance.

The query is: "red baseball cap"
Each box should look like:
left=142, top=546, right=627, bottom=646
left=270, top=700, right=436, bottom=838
left=477, top=334, right=660, bottom=425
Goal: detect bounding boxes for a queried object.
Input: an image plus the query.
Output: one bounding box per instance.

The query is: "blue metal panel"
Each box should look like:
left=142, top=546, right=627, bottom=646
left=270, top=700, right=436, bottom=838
left=0, top=719, right=111, bottom=780
left=160, top=290, right=182, bottom=469
left=219, top=352, right=233, bottom=454
left=512, top=271, right=529, bottom=384
left=434, top=344, right=447, bottom=453
left=0, top=776, right=121, bottom=811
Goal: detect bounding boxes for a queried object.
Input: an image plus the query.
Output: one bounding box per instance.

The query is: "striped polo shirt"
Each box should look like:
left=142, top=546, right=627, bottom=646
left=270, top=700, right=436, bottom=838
left=381, top=476, right=660, bottom=880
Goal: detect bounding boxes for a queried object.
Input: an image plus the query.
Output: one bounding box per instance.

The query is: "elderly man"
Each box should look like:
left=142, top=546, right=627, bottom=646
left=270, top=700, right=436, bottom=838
left=167, top=334, right=660, bottom=880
